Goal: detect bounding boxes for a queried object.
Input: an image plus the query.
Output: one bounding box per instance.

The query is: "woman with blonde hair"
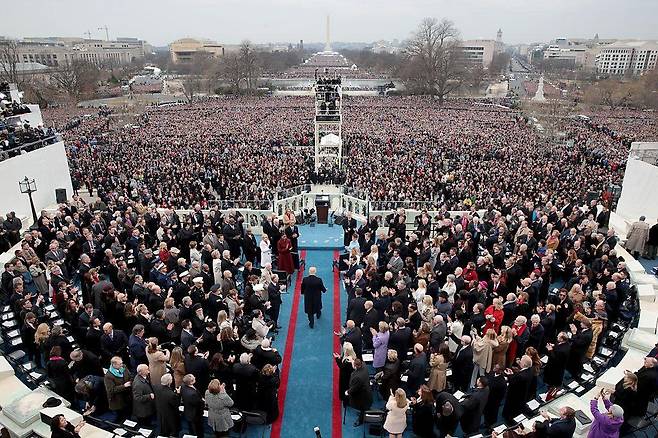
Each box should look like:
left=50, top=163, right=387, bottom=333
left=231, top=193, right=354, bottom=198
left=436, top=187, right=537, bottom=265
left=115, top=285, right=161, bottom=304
left=471, top=329, right=499, bottom=387
left=169, top=346, right=186, bottom=388
left=217, top=310, right=231, bottom=331
left=369, top=245, right=379, bottom=266
left=413, top=279, right=427, bottom=306
left=612, top=371, right=638, bottom=421
left=34, top=323, right=50, bottom=368
left=568, top=283, right=585, bottom=305
left=334, top=342, right=357, bottom=407
left=419, top=295, right=435, bottom=323
left=383, top=388, right=410, bottom=437
left=146, top=337, right=170, bottom=385
left=492, top=325, right=512, bottom=370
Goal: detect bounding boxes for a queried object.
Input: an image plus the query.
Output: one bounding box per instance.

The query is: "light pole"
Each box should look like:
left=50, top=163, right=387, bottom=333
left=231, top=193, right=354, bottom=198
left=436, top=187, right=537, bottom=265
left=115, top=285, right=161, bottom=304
left=19, top=176, right=38, bottom=225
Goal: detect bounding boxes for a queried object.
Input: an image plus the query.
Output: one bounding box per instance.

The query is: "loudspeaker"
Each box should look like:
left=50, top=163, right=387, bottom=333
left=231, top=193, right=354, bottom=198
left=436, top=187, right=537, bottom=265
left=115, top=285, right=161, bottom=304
left=55, top=188, right=67, bottom=204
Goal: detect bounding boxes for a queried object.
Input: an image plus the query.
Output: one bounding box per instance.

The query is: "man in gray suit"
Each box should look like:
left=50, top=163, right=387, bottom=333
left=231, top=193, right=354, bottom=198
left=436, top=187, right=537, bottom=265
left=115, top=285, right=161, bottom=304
left=132, top=364, right=155, bottom=427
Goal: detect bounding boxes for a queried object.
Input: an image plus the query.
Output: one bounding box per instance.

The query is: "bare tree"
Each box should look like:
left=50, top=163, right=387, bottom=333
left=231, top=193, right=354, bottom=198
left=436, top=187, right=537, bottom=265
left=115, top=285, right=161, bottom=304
left=583, top=79, right=633, bottom=110
left=402, top=17, right=464, bottom=104
left=50, top=60, right=100, bottom=98
left=218, top=53, right=244, bottom=92
left=182, top=75, right=202, bottom=103
left=239, top=40, right=259, bottom=91
left=0, top=40, right=24, bottom=86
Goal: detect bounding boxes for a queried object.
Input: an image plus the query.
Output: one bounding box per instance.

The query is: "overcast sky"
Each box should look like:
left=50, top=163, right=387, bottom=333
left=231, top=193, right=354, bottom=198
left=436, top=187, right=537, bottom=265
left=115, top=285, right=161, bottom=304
left=4, top=0, right=658, bottom=46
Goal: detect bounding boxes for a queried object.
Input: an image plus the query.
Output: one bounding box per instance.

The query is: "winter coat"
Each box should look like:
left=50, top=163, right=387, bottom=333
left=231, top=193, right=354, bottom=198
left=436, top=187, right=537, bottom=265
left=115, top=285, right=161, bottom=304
left=206, top=390, right=234, bottom=433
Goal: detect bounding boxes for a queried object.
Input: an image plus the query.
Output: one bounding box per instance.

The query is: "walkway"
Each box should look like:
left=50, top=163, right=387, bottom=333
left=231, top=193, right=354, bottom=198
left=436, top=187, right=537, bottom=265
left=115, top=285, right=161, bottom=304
left=265, top=225, right=418, bottom=437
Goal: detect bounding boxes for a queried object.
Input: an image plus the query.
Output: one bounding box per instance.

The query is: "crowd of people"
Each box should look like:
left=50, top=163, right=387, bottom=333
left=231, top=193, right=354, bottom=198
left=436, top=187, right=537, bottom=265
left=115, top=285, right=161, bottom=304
left=2, top=198, right=308, bottom=437
left=0, top=178, right=655, bottom=437
left=332, top=203, right=652, bottom=437
left=1, top=82, right=58, bottom=161
left=40, top=95, right=657, bottom=213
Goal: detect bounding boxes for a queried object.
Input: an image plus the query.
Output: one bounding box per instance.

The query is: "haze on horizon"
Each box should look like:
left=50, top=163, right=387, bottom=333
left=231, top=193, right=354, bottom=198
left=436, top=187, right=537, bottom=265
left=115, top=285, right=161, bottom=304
left=4, top=0, right=658, bottom=46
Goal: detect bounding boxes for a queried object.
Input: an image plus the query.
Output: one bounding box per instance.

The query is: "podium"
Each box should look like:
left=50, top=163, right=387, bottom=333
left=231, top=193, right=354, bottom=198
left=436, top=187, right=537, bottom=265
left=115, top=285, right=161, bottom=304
left=315, top=195, right=330, bottom=224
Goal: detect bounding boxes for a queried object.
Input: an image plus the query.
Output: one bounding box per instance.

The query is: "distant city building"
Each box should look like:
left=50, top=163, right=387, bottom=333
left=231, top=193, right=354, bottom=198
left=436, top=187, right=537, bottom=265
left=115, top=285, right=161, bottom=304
left=0, top=37, right=147, bottom=67
left=169, top=38, right=224, bottom=63
left=594, top=40, right=658, bottom=75
left=458, top=39, right=501, bottom=68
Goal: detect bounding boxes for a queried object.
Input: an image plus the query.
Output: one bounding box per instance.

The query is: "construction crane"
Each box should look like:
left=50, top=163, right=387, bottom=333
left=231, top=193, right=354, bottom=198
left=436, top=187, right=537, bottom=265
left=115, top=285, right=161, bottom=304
left=98, top=25, right=109, bottom=41
left=83, top=30, right=92, bottom=40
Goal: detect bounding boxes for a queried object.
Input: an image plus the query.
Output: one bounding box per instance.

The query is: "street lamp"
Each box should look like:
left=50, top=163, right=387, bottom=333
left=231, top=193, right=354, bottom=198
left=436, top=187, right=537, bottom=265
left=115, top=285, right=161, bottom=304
left=19, top=176, right=38, bottom=224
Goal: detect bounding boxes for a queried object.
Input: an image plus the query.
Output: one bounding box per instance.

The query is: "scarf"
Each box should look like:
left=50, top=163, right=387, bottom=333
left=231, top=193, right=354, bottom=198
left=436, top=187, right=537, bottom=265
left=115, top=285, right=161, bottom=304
left=109, top=366, right=125, bottom=378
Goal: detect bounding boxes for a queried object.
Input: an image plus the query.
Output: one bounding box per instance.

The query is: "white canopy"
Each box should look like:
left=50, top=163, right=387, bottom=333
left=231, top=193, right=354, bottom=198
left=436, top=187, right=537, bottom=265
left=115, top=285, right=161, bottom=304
left=320, top=133, right=342, bottom=146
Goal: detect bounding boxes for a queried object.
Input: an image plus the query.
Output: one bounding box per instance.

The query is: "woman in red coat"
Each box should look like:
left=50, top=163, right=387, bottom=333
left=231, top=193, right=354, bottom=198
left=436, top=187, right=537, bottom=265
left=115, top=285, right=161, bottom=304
left=483, top=298, right=504, bottom=334
left=277, top=234, right=294, bottom=274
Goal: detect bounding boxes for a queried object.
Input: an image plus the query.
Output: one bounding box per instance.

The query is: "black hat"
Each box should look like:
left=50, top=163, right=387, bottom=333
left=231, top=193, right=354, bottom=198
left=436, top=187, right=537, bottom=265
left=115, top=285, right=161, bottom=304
left=43, top=397, right=62, bottom=408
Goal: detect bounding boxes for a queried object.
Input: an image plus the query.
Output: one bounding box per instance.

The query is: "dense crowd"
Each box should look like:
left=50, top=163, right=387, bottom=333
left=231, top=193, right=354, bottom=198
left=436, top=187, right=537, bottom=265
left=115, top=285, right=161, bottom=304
left=2, top=198, right=303, bottom=437
left=44, top=95, right=654, bottom=213
left=1, top=83, right=58, bottom=161
left=1, top=190, right=654, bottom=437
left=333, top=202, right=653, bottom=437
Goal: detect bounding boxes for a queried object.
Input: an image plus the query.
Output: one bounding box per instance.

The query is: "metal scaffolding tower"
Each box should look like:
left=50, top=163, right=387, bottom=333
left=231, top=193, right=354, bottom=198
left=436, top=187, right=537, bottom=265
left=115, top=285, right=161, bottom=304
left=313, top=71, right=342, bottom=171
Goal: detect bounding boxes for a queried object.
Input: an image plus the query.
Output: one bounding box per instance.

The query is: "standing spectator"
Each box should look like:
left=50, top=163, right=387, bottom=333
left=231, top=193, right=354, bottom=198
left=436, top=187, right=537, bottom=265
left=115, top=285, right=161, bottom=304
left=205, top=379, right=234, bottom=437
left=46, top=346, right=75, bottom=402
left=410, top=385, right=435, bottom=438
left=612, top=371, right=638, bottom=424
left=451, top=335, right=473, bottom=392
left=257, top=364, right=281, bottom=424
left=566, top=320, right=593, bottom=381
left=544, top=332, right=571, bottom=399
left=484, top=365, right=507, bottom=428
left=104, top=356, right=133, bottom=423
left=181, top=374, right=204, bottom=438
left=169, top=346, right=187, bottom=389
left=371, top=321, right=390, bottom=371
left=406, top=344, right=428, bottom=394
left=635, top=357, right=658, bottom=416
left=428, top=343, right=450, bottom=393
left=100, top=323, right=128, bottom=364
left=626, top=216, right=650, bottom=259
left=128, top=324, right=147, bottom=372
left=588, top=391, right=624, bottom=438
left=435, top=391, right=463, bottom=438
left=471, top=329, right=499, bottom=388
left=648, top=218, right=658, bottom=260
left=146, top=337, right=170, bottom=386
left=132, top=364, right=156, bottom=427
left=502, top=355, right=533, bottom=423
left=383, top=388, right=410, bottom=438
left=347, top=359, right=373, bottom=426
left=460, top=376, right=490, bottom=435
left=154, top=374, right=181, bottom=438
left=538, top=406, right=577, bottom=437
left=334, top=342, right=356, bottom=408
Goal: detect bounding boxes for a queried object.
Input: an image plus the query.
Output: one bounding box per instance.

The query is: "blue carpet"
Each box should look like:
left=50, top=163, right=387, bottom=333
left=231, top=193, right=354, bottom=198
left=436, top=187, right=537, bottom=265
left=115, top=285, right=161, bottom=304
left=298, top=224, right=344, bottom=249
left=279, top=249, right=337, bottom=437
left=639, top=257, right=658, bottom=275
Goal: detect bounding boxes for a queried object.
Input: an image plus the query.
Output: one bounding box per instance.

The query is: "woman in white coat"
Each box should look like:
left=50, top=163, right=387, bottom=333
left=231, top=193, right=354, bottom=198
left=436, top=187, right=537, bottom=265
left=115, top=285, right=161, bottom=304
left=260, top=234, right=272, bottom=267
left=383, top=388, right=410, bottom=437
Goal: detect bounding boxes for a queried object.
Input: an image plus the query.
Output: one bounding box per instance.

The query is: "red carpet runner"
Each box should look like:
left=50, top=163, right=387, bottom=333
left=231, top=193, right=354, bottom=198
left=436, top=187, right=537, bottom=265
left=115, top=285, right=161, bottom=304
left=331, top=249, right=343, bottom=438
